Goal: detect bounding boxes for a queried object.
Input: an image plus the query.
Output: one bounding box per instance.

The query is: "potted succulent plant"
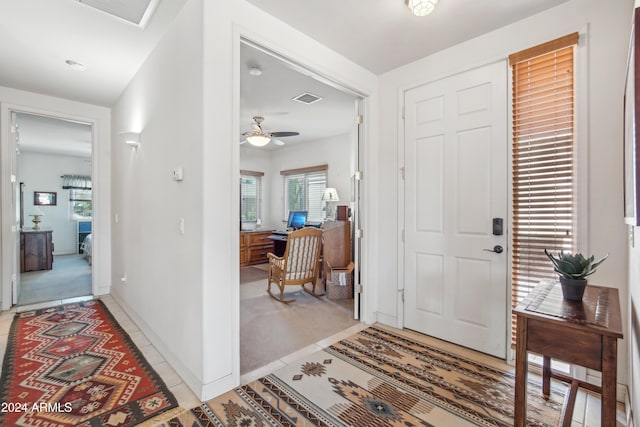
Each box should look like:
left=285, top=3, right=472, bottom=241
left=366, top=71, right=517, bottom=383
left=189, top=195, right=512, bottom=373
left=544, top=250, right=608, bottom=301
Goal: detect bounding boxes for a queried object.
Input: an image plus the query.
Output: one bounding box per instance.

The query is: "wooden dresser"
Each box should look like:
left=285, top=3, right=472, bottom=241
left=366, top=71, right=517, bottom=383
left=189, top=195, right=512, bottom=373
left=240, top=230, right=274, bottom=266
left=20, top=230, right=54, bottom=272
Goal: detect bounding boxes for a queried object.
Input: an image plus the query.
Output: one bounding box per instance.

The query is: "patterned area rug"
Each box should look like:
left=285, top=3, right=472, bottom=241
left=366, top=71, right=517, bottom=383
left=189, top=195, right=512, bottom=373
left=166, top=325, right=566, bottom=427
left=0, top=300, right=178, bottom=427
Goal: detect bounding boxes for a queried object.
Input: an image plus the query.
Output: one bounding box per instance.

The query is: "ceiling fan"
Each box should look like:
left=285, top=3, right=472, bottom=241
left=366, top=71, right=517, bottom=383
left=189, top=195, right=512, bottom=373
left=240, top=116, right=299, bottom=147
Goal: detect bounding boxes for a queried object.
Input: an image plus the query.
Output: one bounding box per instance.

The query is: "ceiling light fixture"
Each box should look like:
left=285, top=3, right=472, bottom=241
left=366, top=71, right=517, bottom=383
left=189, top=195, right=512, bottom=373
left=246, top=135, right=271, bottom=146
left=406, top=0, right=438, bottom=16
left=249, top=66, right=263, bottom=76
left=65, top=59, right=87, bottom=71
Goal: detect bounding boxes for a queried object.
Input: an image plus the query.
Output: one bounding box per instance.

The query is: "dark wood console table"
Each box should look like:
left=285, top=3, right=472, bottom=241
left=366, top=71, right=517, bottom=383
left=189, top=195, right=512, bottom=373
left=20, top=230, right=54, bottom=272
left=513, top=281, right=623, bottom=427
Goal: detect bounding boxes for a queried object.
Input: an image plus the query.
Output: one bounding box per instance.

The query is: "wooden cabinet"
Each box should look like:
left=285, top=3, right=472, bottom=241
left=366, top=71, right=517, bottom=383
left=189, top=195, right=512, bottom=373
left=20, top=230, right=54, bottom=272
left=240, top=230, right=274, bottom=266
left=321, top=220, right=351, bottom=272
left=321, top=221, right=352, bottom=297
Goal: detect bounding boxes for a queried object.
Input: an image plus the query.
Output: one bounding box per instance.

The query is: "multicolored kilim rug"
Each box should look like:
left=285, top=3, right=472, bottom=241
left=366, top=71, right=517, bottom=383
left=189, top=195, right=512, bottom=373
left=0, top=300, right=178, bottom=427
left=167, top=325, right=566, bottom=427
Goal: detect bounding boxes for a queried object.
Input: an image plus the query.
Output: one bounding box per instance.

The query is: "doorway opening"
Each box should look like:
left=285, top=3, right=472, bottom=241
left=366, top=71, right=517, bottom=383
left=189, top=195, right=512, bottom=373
left=238, top=40, right=363, bottom=375
left=13, top=112, right=93, bottom=307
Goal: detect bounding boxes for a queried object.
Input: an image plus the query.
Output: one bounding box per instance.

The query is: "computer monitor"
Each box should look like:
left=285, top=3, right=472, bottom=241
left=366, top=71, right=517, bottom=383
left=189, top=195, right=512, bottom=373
left=287, top=210, right=307, bottom=230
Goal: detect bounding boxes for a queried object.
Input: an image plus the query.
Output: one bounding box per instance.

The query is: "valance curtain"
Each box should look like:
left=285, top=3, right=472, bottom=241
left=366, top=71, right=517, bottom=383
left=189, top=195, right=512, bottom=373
left=62, top=175, right=92, bottom=189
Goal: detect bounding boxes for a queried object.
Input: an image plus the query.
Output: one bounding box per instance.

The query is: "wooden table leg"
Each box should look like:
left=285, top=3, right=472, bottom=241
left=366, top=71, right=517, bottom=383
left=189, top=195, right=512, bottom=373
left=542, top=355, right=551, bottom=398
left=514, top=315, right=528, bottom=427
left=601, top=336, right=617, bottom=427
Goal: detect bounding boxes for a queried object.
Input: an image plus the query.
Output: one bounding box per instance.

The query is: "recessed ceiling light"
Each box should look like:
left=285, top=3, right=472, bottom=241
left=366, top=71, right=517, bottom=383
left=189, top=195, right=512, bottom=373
left=249, top=66, right=263, bottom=76
left=65, top=60, right=87, bottom=71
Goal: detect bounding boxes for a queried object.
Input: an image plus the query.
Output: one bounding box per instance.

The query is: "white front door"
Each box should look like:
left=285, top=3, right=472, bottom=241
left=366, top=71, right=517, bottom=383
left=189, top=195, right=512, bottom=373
left=403, top=61, right=508, bottom=358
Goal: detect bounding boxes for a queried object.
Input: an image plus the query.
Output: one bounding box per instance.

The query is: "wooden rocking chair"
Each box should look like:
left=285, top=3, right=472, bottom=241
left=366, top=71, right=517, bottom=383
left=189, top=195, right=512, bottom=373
left=267, top=227, right=324, bottom=303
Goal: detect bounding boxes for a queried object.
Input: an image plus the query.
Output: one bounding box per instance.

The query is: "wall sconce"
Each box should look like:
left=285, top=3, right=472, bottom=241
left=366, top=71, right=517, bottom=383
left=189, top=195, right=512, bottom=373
left=120, top=131, right=141, bottom=149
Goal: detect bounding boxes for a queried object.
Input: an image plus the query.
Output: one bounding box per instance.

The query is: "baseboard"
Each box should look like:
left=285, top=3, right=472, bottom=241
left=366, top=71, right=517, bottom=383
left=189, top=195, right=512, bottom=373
left=109, top=292, right=203, bottom=400
left=375, top=311, right=398, bottom=328
left=625, top=385, right=633, bottom=427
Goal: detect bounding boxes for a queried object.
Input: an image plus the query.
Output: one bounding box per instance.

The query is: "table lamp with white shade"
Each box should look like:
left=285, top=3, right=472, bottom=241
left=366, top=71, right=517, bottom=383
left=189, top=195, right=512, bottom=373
left=321, top=188, right=340, bottom=220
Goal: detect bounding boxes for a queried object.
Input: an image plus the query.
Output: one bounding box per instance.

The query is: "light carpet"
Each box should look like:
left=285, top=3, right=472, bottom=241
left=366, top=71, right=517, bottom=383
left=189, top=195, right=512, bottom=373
left=18, top=254, right=91, bottom=306
left=240, top=266, right=358, bottom=374
left=167, top=325, right=567, bottom=426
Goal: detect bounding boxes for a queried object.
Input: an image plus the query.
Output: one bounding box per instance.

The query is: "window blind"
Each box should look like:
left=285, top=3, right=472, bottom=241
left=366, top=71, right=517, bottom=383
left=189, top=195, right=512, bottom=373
left=69, top=189, right=92, bottom=202
left=307, top=172, right=327, bottom=221
left=240, top=173, right=261, bottom=222
left=509, top=33, right=578, bottom=345
left=282, top=167, right=327, bottom=222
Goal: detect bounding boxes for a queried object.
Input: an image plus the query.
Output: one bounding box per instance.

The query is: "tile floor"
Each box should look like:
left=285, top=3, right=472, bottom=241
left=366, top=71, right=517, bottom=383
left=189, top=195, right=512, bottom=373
left=0, top=295, right=629, bottom=426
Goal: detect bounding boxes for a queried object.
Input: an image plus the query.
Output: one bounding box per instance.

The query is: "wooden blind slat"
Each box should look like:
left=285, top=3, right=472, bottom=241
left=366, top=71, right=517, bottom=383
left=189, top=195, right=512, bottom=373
left=510, top=36, right=577, bottom=345
left=509, top=43, right=574, bottom=69
left=508, top=32, right=579, bottom=65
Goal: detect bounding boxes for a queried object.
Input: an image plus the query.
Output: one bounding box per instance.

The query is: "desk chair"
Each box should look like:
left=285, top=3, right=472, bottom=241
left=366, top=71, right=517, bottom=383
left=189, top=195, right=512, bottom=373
left=267, top=227, right=324, bottom=303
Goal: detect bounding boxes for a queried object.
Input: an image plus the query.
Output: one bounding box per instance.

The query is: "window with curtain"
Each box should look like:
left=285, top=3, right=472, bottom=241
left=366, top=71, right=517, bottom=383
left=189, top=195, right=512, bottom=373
left=281, top=165, right=327, bottom=222
left=62, top=175, right=92, bottom=219
left=509, top=33, right=579, bottom=345
left=240, top=171, right=263, bottom=223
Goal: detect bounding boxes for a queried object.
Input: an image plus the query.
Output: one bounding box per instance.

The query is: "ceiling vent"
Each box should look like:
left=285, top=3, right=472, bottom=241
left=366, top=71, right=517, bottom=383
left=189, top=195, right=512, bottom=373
left=292, top=92, right=323, bottom=105
left=77, top=0, right=159, bottom=28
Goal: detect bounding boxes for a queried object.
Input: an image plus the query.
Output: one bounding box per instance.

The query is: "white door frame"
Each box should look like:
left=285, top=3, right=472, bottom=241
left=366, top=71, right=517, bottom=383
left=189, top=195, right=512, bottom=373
left=235, top=36, right=370, bottom=321
left=396, top=59, right=513, bottom=357
left=1, top=104, right=99, bottom=310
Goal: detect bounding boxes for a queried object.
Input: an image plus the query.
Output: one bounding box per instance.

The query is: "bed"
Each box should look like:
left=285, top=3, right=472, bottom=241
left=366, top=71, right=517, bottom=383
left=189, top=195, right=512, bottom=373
left=82, top=233, right=93, bottom=265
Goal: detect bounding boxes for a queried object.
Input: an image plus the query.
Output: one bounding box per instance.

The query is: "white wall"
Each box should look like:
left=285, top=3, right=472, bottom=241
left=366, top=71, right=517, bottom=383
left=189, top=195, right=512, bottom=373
left=377, top=0, right=633, bottom=388
left=240, top=133, right=353, bottom=231
left=196, top=0, right=377, bottom=400
left=631, top=229, right=640, bottom=424
left=269, top=134, right=353, bottom=226
left=110, top=0, right=205, bottom=398
left=0, top=85, right=111, bottom=307
left=628, top=7, right=640, bottom=427
left=20, top=152, right=91, bottom=254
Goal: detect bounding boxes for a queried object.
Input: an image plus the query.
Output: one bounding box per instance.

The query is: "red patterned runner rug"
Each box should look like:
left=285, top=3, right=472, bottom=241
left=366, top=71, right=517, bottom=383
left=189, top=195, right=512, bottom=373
left=0, top=300, right=178, bottom=427
left=166, top=325, right=566, bottom=427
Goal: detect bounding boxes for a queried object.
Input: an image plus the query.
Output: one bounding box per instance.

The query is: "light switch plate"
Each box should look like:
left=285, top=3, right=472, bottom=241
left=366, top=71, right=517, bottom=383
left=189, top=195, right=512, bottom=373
left=172, top=167, right=184, bottom=181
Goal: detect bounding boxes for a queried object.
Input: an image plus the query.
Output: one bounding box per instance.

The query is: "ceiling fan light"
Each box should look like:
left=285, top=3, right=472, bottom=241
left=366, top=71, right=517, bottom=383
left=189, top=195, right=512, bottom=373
left=246, top=135, right=271, bottom=146
left=406, top=0, right=438, bottom=16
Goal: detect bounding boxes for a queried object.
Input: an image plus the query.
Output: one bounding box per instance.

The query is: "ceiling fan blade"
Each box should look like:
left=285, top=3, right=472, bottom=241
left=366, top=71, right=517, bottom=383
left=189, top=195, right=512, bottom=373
left=271, top=139, right=285, bottom=146
left=270, top=131, right=299, bottom=137
left=240, top=139, right=248, bottom=145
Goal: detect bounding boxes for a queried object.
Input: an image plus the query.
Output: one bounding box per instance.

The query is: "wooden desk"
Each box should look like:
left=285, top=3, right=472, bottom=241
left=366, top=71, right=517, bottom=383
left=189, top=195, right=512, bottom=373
left=513, top=281, right=623, bottom=427
left=268, top=221, right=351, bottom=270
left=240, top=230, right=274, bottom=266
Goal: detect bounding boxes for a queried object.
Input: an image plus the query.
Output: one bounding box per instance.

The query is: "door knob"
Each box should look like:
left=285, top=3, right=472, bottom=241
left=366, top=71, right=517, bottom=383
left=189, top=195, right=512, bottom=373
left=483, top=245, right=503, bottom=254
